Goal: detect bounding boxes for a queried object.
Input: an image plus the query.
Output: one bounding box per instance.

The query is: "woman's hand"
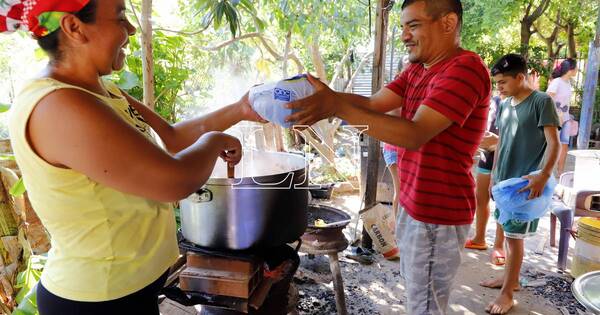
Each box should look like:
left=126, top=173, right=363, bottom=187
left=214, top=133, right=242, bottom=167
left=237, top=92, right=267, bottom=123
left=479, top=132, right=499, bottom=151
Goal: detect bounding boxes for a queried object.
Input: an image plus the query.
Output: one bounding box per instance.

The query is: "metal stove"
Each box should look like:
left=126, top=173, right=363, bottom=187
left=164, top=239, right=300, bottom=315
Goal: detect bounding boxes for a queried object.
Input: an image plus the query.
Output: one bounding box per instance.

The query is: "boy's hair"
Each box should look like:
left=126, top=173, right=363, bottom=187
left=491, top=54, right=528, bottom=78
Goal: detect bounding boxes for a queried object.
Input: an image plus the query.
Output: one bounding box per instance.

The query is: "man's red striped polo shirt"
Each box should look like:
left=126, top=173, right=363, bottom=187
left=386, top=49, right=491, bottom=225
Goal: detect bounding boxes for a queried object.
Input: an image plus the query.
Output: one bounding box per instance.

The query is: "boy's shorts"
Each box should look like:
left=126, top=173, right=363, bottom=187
left=494, top=208, right=539, bottom=239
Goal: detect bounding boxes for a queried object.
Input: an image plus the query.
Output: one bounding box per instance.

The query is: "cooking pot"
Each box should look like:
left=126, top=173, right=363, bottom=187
left=180, top=150, right=309, bottom=250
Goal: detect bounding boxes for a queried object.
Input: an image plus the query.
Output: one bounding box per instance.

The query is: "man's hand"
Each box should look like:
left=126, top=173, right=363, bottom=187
left=285, top=74, right=341, bottom=126
left=480, top=131, right=499, bottom=151
left=518, top=172, right=551, bottom=200
left=238, top=91, right=268, bottom=123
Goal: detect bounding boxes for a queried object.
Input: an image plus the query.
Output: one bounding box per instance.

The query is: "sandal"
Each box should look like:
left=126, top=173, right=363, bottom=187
left=465, top=239, right=488, bottom=250
left=490, top=249, right=506, bottom=266
left=346, top=246, right=375, bottom=265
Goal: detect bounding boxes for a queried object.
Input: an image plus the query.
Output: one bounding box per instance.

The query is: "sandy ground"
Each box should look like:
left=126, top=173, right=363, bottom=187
left=160, top=155, right=594, bottom=315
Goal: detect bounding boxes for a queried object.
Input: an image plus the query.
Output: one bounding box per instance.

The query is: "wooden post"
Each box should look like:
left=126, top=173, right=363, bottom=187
left=141, top=0, right=155, bottom=109
left=362, top=0, right=392, bottom=248
left=577, top=5, right=600, bottom=150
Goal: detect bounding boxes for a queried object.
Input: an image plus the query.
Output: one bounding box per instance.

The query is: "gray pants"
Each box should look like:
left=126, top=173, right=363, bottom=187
left=395, top=209, right=470, bottom=315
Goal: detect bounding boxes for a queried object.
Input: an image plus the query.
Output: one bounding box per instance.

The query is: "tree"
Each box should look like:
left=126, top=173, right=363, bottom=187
left=519, top=0, right=552, bottom=60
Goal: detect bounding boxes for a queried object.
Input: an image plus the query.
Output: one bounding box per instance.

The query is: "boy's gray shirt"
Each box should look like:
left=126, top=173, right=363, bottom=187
left=494, top=90, right=560, bottom=182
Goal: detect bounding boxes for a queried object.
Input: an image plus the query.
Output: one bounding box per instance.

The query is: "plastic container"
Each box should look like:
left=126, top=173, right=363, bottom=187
left=569, top=150, right=600, bottom=191
left=491, top=170, right=557, bottom=224
left=572, top=218, right=600, bottom=278
left=249, top=74, right=315, bottom=128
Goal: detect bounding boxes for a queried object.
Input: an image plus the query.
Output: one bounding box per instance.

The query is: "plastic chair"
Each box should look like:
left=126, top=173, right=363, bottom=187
left=550, top=171, right=600, bottom=270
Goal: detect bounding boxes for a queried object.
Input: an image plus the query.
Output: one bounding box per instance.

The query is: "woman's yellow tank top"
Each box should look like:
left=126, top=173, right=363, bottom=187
left=8, top=78, right=179, bottom=302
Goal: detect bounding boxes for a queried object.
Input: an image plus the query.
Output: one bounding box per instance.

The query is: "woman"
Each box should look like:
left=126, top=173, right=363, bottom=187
left=465, top=95, right=501, bottom=258
left=547, top=58, right=577, bottom=175
left=2, top=0, right=261, bottom=314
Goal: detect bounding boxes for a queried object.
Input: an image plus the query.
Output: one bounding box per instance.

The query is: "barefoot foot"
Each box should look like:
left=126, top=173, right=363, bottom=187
left=479, top=278, right=521, bottom=291
left=485, top=293, right=514, bottom=314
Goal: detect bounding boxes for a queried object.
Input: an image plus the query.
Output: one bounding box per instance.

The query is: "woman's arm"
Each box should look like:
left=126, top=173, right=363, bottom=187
left=122, top=91, right=263, bottom=154
left=28, top=89, right=242, bottom=202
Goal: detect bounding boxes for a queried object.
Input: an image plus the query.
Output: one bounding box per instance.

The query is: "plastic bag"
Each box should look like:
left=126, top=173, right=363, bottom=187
left=360, top=203, right=399, bottom=260
left=492, top=170, right=557, bottom=224
left=249, top=74, right=315, bottom=128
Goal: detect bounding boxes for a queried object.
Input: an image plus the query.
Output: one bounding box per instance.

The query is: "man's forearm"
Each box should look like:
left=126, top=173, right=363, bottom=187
left=338, top=92, right=372, bottom=109
left=336, top=102, right=424, bottom=150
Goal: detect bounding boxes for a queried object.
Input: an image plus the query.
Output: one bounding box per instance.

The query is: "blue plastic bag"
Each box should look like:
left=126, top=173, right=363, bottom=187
left=249, top=74, right=315, bottom=128
left=492, top=170, right=557, bottom=224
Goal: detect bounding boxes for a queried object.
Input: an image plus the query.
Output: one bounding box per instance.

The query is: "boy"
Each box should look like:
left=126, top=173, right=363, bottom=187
left=480, top=54, right=560, bottom=315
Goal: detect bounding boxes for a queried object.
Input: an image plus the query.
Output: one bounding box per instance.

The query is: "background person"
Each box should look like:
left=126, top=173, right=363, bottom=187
left=547, top=58, right=577, bottom=175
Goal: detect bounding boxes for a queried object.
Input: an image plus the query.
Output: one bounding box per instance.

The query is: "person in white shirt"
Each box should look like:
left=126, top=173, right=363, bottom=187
left=547, top=58, right=577, bottom=175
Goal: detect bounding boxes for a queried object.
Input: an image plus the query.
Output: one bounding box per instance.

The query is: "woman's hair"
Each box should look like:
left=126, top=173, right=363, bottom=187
left=37, top=0, right=97, bottom=60
left=551, top=58, right=577, bottom=79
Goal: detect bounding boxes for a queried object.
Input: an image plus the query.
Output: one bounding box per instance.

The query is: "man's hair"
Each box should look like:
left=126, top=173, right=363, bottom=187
left=401, top=0, right=463, bottom=27
left=491, top=54, right=528, bottom=78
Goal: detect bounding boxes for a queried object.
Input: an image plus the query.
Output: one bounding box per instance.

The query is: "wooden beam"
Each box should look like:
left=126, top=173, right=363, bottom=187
left=362, top=0, right=392, bottom=248
left=141, top=0, right=155, bottom=109
left=577, top=4, right=600, bottom=149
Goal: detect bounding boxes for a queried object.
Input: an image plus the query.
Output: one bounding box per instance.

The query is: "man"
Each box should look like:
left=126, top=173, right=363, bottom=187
left=286, top=0, right=491, bottom=313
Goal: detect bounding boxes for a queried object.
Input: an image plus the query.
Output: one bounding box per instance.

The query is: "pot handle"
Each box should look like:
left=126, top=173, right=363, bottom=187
left=190, top=188, right=213, bottom=203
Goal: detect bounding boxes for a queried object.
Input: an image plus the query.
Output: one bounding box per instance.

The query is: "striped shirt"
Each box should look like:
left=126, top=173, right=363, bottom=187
left=386, top=49, right=491, bottom=225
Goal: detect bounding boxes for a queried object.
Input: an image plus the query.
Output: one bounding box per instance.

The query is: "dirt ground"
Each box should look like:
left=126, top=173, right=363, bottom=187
left=160, top=155, right=594, bottom=315
left=292, top=194, right=581, bottom=315
left=292, top=155, right=589, bottom=315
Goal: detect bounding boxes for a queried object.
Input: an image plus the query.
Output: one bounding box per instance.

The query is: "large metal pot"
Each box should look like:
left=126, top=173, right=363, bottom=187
left=180, top=151, right=309, bottom=250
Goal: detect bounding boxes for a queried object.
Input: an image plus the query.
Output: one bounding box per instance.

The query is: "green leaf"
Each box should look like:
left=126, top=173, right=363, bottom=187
left=9, top=178, right=26, bottom=197
left=116, top=71, right=140, bottom=90
left=0, top=103, right=10, bottom=113
left=0, top=154, right=15, bottom=161
left=214, top=2, right=225, bottom=29
left=13, top=255, right=46, bottom=315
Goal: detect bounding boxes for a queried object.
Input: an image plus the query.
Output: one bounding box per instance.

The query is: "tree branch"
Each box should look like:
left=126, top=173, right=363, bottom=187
left=528, top=0, right=552, bottom=22
left=330, top=48, right=353, bottom=89
left=200, top=32, right=261, bottom=51
left=257, top=35, right=304, bottom=73
left=154, top=22, right=213, bottom=36
left=128, top=0, right=144, bottom=36
left=523, top=0, right=550, bottom=25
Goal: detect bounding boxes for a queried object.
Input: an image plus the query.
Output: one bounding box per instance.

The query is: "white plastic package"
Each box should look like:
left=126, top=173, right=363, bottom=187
left=249, top=74, right=315, bottom=128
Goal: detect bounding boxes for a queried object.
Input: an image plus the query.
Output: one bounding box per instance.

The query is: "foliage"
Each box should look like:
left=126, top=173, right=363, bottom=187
left=9, top=178, right=25, bottom=198
left=12, top=255, right=47, bottom=315
left=115, top=31, right=192, bottom=123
